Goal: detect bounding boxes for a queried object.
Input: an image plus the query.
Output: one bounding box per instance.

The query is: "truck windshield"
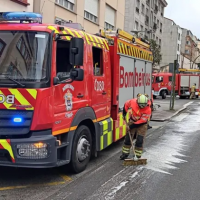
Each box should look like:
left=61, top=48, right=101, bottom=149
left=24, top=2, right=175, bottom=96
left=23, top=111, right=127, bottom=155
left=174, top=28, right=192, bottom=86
left=0, top=31, right=49, bottom=84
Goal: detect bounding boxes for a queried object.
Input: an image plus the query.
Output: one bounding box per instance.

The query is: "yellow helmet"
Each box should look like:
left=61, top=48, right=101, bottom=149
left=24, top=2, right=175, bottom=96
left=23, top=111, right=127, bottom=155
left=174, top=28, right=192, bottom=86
left=137, top=94, right=148, bottom=108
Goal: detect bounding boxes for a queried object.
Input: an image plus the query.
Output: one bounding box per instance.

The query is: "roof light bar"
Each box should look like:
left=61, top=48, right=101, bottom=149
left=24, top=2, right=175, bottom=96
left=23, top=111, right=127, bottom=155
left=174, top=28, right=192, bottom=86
left=0, top=12, right=42, bottom=23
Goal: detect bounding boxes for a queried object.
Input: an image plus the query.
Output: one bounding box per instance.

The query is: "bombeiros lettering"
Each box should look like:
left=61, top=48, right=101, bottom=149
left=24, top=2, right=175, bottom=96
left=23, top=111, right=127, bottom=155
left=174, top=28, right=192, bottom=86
left=120, top=66, right=151, bottom=88
left=0, top=94, right=14, bottom=104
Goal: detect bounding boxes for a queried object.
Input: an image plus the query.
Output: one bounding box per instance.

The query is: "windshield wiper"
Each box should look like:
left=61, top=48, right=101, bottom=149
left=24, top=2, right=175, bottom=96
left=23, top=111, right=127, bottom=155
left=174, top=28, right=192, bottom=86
left=5, top=76, right=25, bottom=88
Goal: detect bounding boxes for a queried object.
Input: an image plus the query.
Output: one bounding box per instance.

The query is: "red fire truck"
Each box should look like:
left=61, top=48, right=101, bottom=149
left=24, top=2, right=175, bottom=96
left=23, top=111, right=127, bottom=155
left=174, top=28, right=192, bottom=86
left=0, top=12, right=153, bottom=173
left=152, top=69, right=200, bottom=99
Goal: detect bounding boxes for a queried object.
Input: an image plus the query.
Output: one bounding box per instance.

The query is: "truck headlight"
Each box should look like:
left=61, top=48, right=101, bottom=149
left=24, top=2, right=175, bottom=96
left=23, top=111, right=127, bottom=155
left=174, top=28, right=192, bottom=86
left=17, top=142, right=48, bottom=159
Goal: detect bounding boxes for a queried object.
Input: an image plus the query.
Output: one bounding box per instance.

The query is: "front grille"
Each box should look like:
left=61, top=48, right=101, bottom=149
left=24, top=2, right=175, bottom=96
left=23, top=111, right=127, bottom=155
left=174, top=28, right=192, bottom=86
left=0, top=110, right=33, bottom=136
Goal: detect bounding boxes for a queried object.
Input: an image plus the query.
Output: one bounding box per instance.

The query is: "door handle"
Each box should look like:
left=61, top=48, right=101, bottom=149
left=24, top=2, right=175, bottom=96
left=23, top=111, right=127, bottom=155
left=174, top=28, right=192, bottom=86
left=102, top=91, right=107, bottom=95
left=77, top=94, right=84, bottom=98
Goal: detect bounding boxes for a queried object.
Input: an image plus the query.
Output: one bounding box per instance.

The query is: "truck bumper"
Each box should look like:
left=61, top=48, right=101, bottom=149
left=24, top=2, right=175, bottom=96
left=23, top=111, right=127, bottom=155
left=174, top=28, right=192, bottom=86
left=0, top=130, right=58, bottom=168
left=152, top=90, right=159, bottom=96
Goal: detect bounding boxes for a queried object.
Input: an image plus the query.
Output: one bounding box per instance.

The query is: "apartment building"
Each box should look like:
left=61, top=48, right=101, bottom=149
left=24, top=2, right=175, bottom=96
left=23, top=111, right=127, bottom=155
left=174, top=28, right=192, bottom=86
left=160, top=18, right=182, bottom=66
left=181, top=29, right=199, bottom=68
left=124, top=0, right=167, bottom=46
left=0, top=0, right=33, bottom=12
left=33, top=0, right=125, bottom=34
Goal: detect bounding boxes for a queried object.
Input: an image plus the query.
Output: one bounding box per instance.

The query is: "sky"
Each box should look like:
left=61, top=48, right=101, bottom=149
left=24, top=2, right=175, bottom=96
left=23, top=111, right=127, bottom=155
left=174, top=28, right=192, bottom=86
left=165, top=0, right=200, bottom=38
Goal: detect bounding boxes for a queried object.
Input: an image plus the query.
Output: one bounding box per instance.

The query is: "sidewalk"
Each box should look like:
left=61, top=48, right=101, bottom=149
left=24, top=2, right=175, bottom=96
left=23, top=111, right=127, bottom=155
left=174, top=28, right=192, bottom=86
left=151, top=99, right=193, bottom=122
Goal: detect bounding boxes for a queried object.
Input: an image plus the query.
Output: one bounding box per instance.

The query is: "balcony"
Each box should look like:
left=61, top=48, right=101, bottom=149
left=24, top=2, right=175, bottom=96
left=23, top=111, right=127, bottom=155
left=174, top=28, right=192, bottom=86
left=153, top=23, right=157, bottom=31
left=145, top=16, right=149, bottom=26
left=10, top=0, right=30, bottom=6
left=154, top=5, right=158, bottom=14
left=136, top=7, right=139, bottom=13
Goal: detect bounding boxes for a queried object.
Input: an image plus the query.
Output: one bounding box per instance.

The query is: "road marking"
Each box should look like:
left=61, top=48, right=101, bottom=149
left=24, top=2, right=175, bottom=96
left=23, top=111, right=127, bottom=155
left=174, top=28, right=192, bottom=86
left=0, top=173, right=72, bottom=191
left=0, top=181, right=66, bottom=191
left=173, top=113, right=189, bottom=122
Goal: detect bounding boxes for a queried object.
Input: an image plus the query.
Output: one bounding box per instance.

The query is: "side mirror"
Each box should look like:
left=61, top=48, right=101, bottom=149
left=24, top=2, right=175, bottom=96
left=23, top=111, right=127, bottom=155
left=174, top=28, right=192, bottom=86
left=69, top=38, right=84, bottom=66
left=70, top=68, right=84, bottom=81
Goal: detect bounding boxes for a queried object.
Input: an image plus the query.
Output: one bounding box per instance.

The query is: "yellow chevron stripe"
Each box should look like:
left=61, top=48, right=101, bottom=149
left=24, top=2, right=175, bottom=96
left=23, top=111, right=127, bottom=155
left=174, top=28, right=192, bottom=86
left=88, top=34, right=94, bottom=42
left=47, top=26, right=59, bottom=33
left=66, top=28, right=75, bottom=37
left=73, top=30, right=82, bottom=38
left=118, top=43, right=122, bottom=54
left=121, top=43, right=125, bottom=54
left=8, top=89, right=33, bottom=110
left=104, top=40, right=109, bottom=50
left=93, top=42, right=97, bottom=47
left=0, top=90, right=16, bottom=110
left=85, top=34, right=91, bottom=45
left=62, top=30, right=71, bottom=40
left=98, top=38, right=104, bottom=45
left=26, top=89, right=37, bottom=99
left=0, top=140, right=14, bottom=160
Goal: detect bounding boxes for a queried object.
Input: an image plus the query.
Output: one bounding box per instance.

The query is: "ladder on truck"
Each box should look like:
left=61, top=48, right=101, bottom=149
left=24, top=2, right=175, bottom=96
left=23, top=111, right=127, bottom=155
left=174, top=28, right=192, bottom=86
left=97, top=29, right=151, bottom=50
left=178, top=68, right=200, bottom=75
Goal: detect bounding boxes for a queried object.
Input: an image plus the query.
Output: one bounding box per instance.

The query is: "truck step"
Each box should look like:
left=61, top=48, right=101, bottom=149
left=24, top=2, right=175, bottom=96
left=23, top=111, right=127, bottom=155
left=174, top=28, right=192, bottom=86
left=57, top=142, right=69, bottom=149
left=56, top=159, right=69, bottom=166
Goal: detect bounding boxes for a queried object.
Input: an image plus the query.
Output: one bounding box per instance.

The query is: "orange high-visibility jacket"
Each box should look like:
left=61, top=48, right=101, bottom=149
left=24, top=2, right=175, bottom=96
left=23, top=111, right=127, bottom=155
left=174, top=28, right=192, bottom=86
left=124, top=98, right=152, bottom=124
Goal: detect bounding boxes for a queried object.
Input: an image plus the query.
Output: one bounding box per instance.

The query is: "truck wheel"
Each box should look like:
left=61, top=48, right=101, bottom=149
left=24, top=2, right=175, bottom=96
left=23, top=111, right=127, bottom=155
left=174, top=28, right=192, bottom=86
left=161, top=91, right=167, bottom=99
left=196, top=95, right=199, bottom=99
left=70, top=125, right=92, bottom=173
left=153, top=95, right=157, bottom=99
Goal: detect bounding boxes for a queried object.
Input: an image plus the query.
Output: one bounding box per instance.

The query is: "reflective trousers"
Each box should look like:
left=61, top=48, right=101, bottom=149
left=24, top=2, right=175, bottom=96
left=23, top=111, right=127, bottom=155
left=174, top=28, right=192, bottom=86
left=121, top=123, right=148, bottom=158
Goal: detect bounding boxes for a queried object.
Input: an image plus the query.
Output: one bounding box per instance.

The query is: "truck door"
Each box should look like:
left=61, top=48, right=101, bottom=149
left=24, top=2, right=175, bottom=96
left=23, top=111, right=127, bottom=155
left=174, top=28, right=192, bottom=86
left=53, top=39, right=86, bottom=132
left=91, top=46, right=110, bottom=117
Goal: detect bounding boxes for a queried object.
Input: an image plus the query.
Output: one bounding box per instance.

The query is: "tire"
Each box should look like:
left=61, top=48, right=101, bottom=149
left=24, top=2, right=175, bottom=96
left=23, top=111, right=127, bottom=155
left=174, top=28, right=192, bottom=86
left=161, top=91, right=167, bottom=99
left=70, top=125, right=92, bottom=173
left=153, top=95, right=157, bottom=99
left=196, top=95, right=199, bottom=99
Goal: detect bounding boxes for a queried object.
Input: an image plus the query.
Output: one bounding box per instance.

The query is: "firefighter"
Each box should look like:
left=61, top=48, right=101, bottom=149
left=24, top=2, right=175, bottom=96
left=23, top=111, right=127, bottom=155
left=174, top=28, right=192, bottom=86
left=120, top=94, right=152, bottom=161
left=190, top=83, right=196, bottom=99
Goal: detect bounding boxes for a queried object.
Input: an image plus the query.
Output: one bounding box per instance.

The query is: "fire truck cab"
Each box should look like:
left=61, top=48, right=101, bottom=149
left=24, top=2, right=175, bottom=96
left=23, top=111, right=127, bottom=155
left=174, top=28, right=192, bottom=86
left=0, top=12, right=153, bottom=173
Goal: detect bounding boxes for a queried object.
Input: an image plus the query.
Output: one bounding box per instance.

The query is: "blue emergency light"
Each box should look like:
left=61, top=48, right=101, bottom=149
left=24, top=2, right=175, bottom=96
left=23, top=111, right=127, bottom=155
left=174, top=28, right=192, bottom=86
left=13, top=117, right=23, bottom=123
left=0, top=12, right=42, bottom=23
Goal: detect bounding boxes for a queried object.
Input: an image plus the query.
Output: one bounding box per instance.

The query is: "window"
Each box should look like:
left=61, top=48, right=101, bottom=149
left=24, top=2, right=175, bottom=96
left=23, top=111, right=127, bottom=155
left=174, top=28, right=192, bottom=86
left=142, top=4, right=145, bottom=14
left=158, top=2, right=161, bottom=11
left=56, top=0, right=74, bottom=11
left=0, top=38, right=6, bottom=57
left=84, top=11, right=97, bottom=23
left=154, top=16, right=156, bottom=22
left=159, top=39, right=161, bottom=46
left=93, top=47, right=103, bottom=76
left=157, top=19, right=159, bottom=28
left=135, top=21, right=139, bottom=30
left=105, top=22, right=114, bottom=30
left=178, top=33, right=181, bottom=40
left=185, top=49, right=190, bottom=54
left=85, top=0, right=98, bottom=23
left=153, top=34, right=155, bottom=39
left=140, top=25, right=143, bottom=31
left=160, top=23, right=162, bottom=32
left=105, top=5, right=115, bottom=30
left=156, top=76, right=163, bottom=83
left=177, top=54, right=179, bottom=62
left=178, top=44, right=180, bottom=51
left=56, top=40, right=72, bottom=81
left=169, top=76, right=172, bottom=81
left=146, top=8, right=149, bottom=15
left=156, top=37, right=158, bottom=43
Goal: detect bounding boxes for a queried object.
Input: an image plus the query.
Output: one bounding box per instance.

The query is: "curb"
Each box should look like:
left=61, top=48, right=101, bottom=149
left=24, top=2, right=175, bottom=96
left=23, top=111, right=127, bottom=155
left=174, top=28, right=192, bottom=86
left=151, top=101, right=194, bottom=122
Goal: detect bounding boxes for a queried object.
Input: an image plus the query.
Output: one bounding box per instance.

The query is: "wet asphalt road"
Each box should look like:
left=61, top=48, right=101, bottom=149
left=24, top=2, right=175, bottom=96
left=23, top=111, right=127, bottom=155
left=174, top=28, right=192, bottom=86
left=0, top=99, right=199, bottom=200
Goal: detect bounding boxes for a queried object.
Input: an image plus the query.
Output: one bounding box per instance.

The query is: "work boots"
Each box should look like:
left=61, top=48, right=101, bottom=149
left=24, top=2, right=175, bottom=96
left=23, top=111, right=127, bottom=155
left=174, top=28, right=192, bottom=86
left=120, top=153, right=129, bottom=160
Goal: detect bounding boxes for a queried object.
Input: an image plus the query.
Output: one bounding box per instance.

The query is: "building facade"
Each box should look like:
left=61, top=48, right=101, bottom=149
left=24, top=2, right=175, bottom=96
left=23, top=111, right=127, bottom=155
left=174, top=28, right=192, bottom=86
left=181, top=29, right=199, bottom=68
left=124, top=0, right=167, bottom=45
left=33, top=0, right=125, bottom=34
left=160, top=18, right=182, bottom=66
left=0, top=0, right=33, bottom=12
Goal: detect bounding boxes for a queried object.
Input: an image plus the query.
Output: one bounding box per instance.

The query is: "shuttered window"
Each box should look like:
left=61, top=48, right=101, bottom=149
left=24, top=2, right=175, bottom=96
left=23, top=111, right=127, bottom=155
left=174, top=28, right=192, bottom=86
left=105, top=5, right=115, bottom=30
left=84, top=0, right=98, bottom=23
left=55, top=0, right=74, bottom=11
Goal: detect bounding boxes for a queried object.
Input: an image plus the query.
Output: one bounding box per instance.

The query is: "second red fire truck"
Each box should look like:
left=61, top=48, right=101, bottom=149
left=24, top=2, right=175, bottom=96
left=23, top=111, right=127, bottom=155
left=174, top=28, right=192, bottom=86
left=0, top=12, right=153, bottom=173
